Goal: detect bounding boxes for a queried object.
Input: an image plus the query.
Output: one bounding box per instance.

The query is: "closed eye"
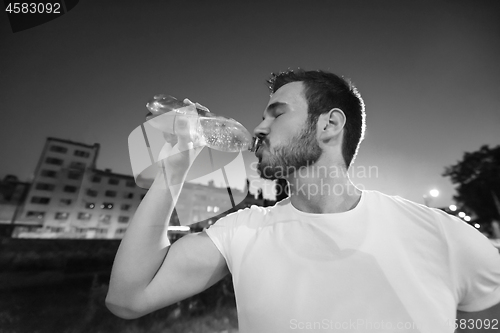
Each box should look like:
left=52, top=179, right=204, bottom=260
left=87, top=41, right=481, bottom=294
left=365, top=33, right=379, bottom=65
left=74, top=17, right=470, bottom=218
left=262, top=101, right=288, bottom=121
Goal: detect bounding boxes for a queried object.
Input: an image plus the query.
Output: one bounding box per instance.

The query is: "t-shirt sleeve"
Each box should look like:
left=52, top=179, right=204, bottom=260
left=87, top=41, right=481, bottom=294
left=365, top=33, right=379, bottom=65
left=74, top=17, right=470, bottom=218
left=205, top=208, right=248, bottom=272
left=443, top=215, right=500, bottom=312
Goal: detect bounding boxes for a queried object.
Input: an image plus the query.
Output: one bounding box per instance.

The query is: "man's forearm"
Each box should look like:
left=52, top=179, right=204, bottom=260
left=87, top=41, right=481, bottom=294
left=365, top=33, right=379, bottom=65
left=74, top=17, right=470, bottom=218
left=106, top=168, right=186, bottom=313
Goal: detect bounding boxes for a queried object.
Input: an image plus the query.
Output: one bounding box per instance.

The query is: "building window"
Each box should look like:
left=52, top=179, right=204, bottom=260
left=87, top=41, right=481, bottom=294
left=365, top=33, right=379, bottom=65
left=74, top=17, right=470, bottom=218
left=49, top=145, right=67, bottom=154
left=64, top=185, right=77, bottom=193
left=59, top=198, right=72, bottom=206
left=45, top=157, right=63, bottom=166
left=105, top=190, right=117, bottom=198
left=77, top=212, right=91, bottom=220
left=97, top=228, right=108, bottom=235
left=101, top=202, right=114, bottom=210
left=126, top=180, right=135, bottom=188
left=115, top=228, right=127, bottom=236
left=85, top=202, right=95, bottom=209
left=67, top=171, right=82, bottom=180
left=123, top=192, right=134, bottom=199
left=69, top=161, right=86, bottom=170
left=118, top=216, right=130, bottom=223
left=46, top=226, right=64, bottom=233
left=26, top=211, right=45, bottom=219
left=54, top=212, right=69, bottom=220
left=86, top=189, right=98, bottom=197
left=75, top=227, right=86, bottom=234
left=99, top=214, right=111, bottom=223
left=74, top=150, right=90, bottom=158
left=121, top=204, right=131, bottom=211
left=35, top=183, right=55, bottom=191
left=108, top=178, right=119, bottom=186
left=31, top=196, right=50, bottom=204
left=40, top=169, right=57, bottom=178
left=91, top=175, right=101, bottom=183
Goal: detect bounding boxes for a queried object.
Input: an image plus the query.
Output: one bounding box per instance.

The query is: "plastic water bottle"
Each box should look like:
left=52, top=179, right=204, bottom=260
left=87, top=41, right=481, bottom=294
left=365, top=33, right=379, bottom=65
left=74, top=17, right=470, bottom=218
left=146, top=94, right=260, bottom=153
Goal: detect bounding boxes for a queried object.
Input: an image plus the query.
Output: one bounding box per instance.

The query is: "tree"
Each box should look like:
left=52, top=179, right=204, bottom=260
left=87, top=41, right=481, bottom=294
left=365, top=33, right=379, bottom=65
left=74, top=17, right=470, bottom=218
left=0, top=175, right=19, bottom=201
left=274, top=178, right=289, bottom=202
left=443, top=145, right=500, bottom=224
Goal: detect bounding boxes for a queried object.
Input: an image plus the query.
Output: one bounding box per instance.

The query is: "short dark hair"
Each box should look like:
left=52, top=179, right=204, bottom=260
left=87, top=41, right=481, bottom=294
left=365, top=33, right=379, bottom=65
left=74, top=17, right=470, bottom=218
left=267, top=69, right=366, bottom=168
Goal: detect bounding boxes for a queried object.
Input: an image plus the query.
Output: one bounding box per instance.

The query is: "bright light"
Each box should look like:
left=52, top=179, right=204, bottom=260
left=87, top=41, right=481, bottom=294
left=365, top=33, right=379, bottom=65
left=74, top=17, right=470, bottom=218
left=449, top=205, right=457, bottom=211
left=464, top=216, right=471, bottom=222
left=458, top=212, right=466, bottom=218
left=474, top=223, right=480, bottom=229
left=429, top=189, right=439, bottom=198
left=168, top=226, right=190, bottom=232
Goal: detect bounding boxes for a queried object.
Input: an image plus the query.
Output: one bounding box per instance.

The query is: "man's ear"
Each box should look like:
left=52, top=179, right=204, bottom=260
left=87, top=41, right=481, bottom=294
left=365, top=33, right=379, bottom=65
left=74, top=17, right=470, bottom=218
left=318, top=108, right=346, bottom=139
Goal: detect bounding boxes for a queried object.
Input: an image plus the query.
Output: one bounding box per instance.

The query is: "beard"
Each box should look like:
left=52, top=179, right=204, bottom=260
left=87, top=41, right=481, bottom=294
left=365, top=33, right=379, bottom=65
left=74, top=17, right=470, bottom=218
left=257, top=120, right=322, bottom=181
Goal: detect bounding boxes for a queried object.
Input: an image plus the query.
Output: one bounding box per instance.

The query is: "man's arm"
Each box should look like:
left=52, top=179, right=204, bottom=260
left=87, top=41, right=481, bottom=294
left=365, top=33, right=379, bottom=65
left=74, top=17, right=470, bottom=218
left=456, top=301, right=500, bottom=332
left=105, top=173, right=229, bottom=319
left=106, top=105, right=229, bottom=319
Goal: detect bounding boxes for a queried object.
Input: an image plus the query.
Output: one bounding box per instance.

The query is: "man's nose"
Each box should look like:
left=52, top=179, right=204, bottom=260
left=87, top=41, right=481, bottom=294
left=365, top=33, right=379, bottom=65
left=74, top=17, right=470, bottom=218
left=253, top=120, right=270, bottom=139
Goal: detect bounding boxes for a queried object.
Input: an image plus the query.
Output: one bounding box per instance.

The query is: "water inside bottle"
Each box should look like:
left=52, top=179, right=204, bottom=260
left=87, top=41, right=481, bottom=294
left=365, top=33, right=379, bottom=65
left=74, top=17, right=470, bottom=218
left=146, top=94, right=256, bottom=153
left=199, top=117, right=254, bottom=152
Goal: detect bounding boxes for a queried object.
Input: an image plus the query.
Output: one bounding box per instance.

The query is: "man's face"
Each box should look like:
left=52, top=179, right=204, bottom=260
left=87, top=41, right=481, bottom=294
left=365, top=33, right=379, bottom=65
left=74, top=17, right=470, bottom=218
left=254, top=82, right=323, bottom=180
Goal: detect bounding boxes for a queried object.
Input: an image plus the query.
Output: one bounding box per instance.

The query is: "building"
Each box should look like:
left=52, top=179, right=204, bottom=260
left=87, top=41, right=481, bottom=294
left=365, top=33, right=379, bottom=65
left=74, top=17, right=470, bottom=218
left=11, top=137, right=263, bottom=239
left=185, top=180, right=266, bottom=232
left=13, top=137, right=108, bottom=238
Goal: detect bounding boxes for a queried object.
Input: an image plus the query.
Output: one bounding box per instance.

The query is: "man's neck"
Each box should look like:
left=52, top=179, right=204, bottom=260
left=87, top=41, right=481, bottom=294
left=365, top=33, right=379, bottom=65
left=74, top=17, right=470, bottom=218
left=285, top=164, right=362, bottom=214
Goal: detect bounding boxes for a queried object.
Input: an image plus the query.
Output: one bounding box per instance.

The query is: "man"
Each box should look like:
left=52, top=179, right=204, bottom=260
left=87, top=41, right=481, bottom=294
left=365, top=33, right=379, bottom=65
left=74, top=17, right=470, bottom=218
left=106, top=70, right=500, bottom=332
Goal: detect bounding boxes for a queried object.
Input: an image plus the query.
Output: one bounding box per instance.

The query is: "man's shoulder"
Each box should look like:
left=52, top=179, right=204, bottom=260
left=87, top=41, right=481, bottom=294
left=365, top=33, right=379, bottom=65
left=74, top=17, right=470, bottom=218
left=211, top=197, right=291, bottom=228
left=364, top=189, right=459, bottom=224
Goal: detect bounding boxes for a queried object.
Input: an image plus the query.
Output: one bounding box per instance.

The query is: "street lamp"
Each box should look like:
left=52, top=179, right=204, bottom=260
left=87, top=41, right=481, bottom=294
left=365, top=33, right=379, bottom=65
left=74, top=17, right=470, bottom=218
left=449, top=204, right=457, bottom=211
left=423, top=188, right=439, bottom=207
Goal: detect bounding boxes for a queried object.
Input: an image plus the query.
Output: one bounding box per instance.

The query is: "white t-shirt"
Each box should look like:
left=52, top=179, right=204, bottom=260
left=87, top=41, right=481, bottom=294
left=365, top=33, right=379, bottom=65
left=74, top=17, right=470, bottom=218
left=206, top=190, right=500, bottom=333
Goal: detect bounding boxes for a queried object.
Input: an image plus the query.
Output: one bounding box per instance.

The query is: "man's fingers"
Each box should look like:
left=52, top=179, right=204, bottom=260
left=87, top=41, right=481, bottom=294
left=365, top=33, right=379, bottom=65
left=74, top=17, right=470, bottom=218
left=182, top=98, right=210, bottom=113
left=163, top=132, right=178, bottom=146
left=195, top=102, right=210, bottom=112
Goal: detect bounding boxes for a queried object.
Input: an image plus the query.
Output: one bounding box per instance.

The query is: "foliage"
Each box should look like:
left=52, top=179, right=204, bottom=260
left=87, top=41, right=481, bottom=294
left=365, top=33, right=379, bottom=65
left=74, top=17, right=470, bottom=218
left=274, top=178, right=290, bottom=202
left=1, top=273, right=238, bottom=333
left=443, top=145, right=500, bottom=222
left=0, top=175, right=18, bottom=201
left=0, top=243, right=117, bottom=272
left=1, top=231, right=239, bottom=332
left=70, top=273, right=238, bottom=333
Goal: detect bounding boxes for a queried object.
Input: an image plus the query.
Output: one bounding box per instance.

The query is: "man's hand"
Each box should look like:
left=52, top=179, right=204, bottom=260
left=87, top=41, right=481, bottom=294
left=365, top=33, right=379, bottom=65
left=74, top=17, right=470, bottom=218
left=149, top=99, right=208, bottom=183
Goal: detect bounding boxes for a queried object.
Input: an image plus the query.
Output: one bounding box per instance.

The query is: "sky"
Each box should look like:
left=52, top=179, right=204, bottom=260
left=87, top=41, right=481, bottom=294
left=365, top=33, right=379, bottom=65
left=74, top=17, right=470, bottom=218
left=0, top=0, right=499, bottom=208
